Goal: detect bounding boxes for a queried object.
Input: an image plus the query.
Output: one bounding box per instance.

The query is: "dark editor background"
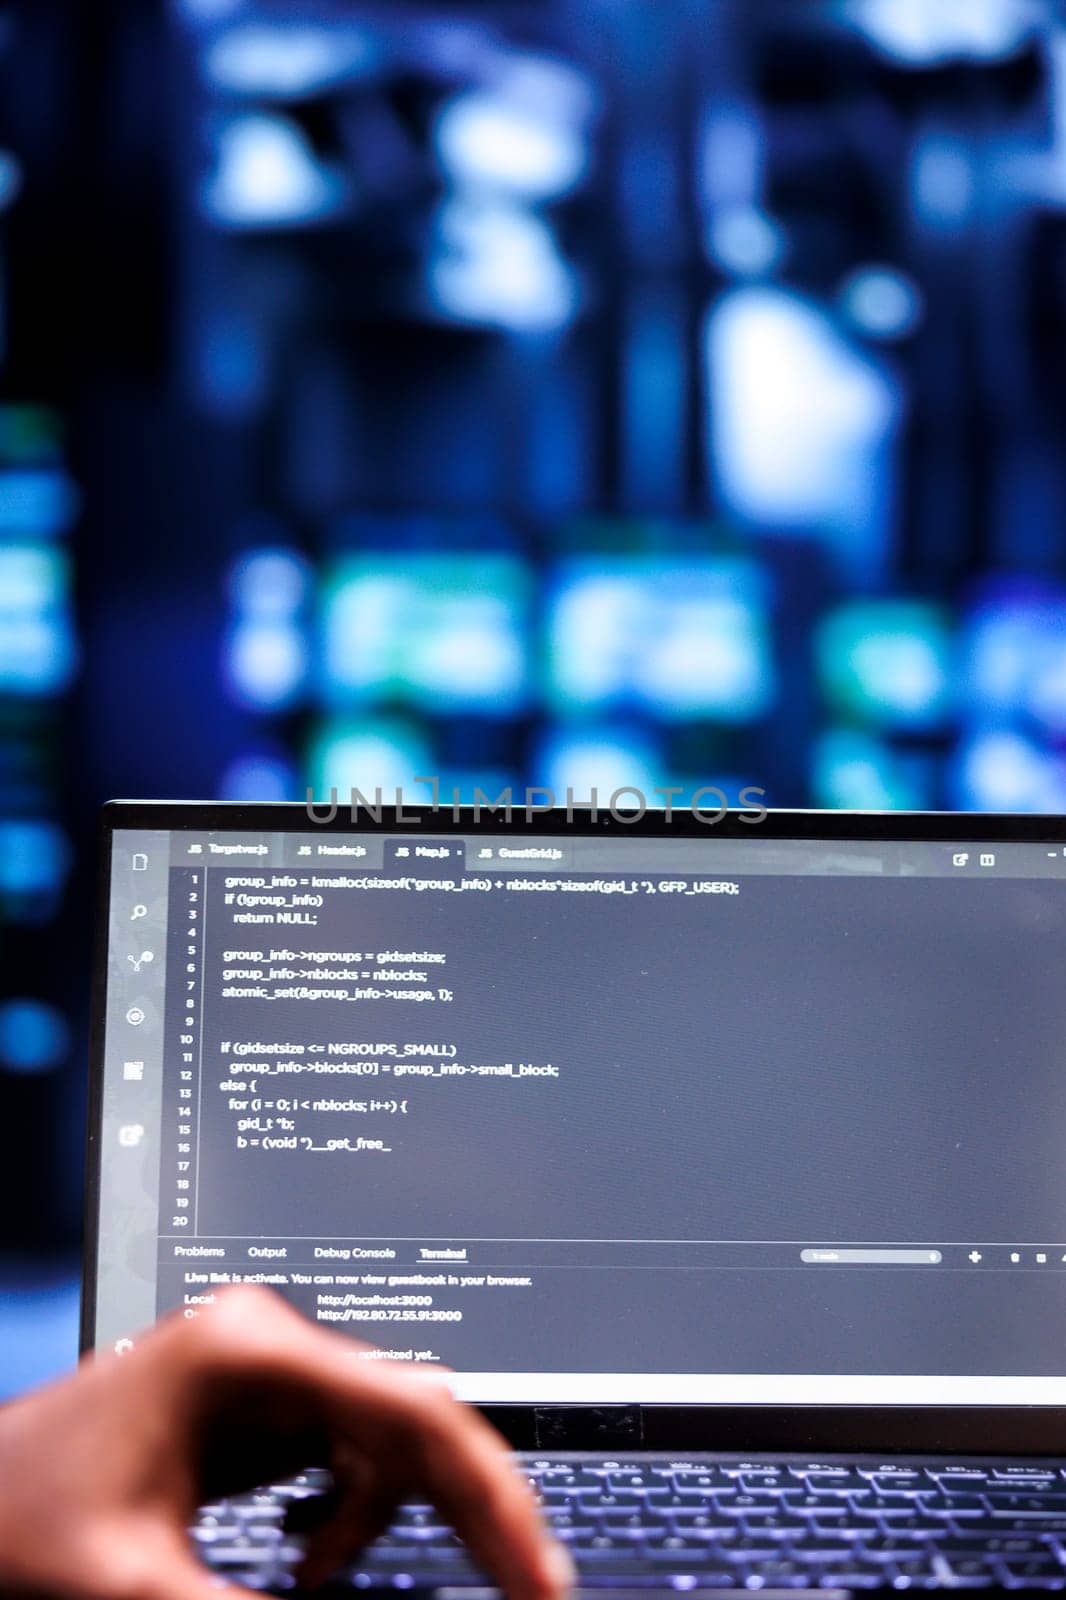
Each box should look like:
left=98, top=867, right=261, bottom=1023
left=2, top=0, right=1066, bottom=1390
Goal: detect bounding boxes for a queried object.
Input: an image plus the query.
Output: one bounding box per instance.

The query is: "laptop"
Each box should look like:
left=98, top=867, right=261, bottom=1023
left=83, top=800, right=1066, bottom=1595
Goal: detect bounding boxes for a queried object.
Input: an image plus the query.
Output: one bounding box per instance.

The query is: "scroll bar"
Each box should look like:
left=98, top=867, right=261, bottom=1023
left=801, top=1249, right=942, bottom=1265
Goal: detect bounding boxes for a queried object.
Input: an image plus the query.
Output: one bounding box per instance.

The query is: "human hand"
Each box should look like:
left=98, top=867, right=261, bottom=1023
left=0, top=1285, right=573, bottom=1600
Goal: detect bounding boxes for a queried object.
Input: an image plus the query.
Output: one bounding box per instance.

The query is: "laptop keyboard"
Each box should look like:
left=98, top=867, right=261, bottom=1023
left=192, top=1456, right=1066, bottom=1591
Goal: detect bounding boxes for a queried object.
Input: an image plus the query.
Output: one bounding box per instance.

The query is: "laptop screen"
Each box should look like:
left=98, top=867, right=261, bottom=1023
left=92, top=819, right=1066, bottom=1406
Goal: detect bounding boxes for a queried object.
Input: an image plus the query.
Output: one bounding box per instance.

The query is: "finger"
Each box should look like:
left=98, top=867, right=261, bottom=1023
left=396, top=1395, right=574, bottom=1600
left=181, top=1293, right=572, bottom=1600
left=262, top=1352, right=570, bottom=1600
left=297, top=1444, right=406, bottom=1589
left=265, top=1342, right=569, bottom=1600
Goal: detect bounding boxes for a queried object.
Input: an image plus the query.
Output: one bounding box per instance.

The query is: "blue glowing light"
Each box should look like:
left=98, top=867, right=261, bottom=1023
left=912, top=137, right=975, bottom=227
left=206, top=24, right=375, bottom=99
left=441, top=52, right=595, bottom=187
left=429, top=198, right=578, bottom=333
left=320, top=556, right=529, bottom=713
left=844, top=0, right=1037, bottom=66
left=307, top=717, right=433, bottom=800
left=225, top=620, right=307, bottom=711
left=963, top=589, right=1066, bottom=734
left=203, top=114, right=349, bottom=229
left=535, top=726, right=665, bottom=802
left=0, top=1001, right=69, bottom=1075
left=0, top=821, right=71, bottom=901
left=0, top=1271, right=80, bottom=1399
left=229, top=548, right=309, bottom=618
left=700, top=109, right=762, bottom=210
left=219, top=754, right=297, bottom=803
left=548, top=558, right=773, bottom=721
left=0, top=546, right=61, bottom=609
left=817, top=600, right=952, bottom=730
left=0, top=546, right=77, bottom=695
left=0, top=151, right=22, bottom=213
left=178, top=0, right=241, bottom=18
left=812, top=729, right=932, bottom=811
left=435, top=90, right=588, bottom=202
left=197, top=311, right=267, bottom=418
left=840, top=266, right=923, bottom=340
left=706, top=207, right=785, bottom=278
left=954, top=730, right=1066, bottom=813
left=0, top=470, right=79, bottom=538
left=706, top=286, right=900, bottom=576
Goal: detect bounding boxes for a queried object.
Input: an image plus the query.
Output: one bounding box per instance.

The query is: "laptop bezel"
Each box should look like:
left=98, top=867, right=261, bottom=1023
left=82, top=799, right=1066, bottom=1455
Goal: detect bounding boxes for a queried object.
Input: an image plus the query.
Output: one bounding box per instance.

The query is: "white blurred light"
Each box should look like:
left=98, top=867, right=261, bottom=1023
left=851, top=632, right=945, bottom=717
left=813, top=729, right=927, bottom=810
left=204, top=114, right=347, bottom=228
left=436, top=93, right=587, bottom=202
left=322, top=561, right=527, bottom=713
left=957, top=731, right=1066, bottom=812
left=430, top=198, right=578, bottom=332
left=639, top=596, right=771, bottom=718
left=845, top=0, right=1038, bottom=65
left=814, top=733, right=895, bottom=809
left=840, top=266, right=923, bottom=339
left=229, top=548, right=308, bottom=618
left=537, top=729, right=663, bottom=802
left=0, top=546, right=60, bottom=611
left=0, top=547, right=77, bottom=695
left=500, top=57, right=596, bottom=125
left=324, top=574, right=397, bottom=696
left=415, top=609, right=525, bottom=705
left=707, top=207, right=785, bottom=278
left=206, top=25, right=373, bottom=99
left=548, top=563, right=772, bottom=722
left=550, top=574, right=642, bottom=707
left=707, top=286, right=898, bottom=527
left=227, top=620, right=306, bottom=709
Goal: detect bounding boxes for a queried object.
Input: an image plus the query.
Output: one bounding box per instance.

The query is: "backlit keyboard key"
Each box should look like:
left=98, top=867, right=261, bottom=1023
left=919, top=1493, right=987, bottom=1517
left=998, top=1556, right=1066, bottom=1588
left=987, top=1493, right=1066, bottom=1512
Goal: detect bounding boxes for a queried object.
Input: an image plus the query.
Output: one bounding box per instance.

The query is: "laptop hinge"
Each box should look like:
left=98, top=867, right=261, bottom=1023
left=533, top=1406, right=644, bottom=1450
